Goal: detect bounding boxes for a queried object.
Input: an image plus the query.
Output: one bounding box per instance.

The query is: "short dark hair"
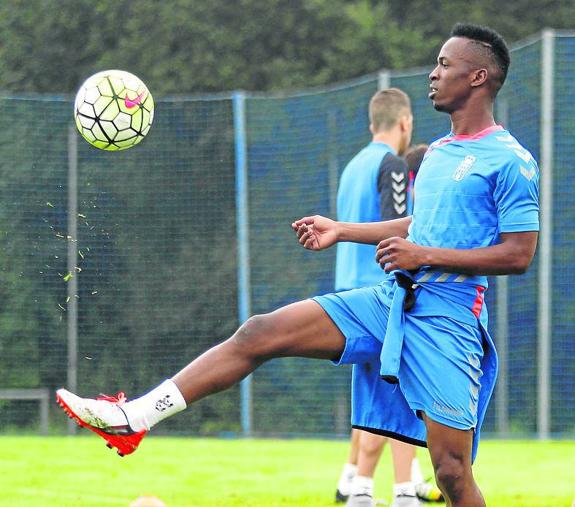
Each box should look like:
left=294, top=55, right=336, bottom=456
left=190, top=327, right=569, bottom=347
left=450, top=23, right=510, bottom=90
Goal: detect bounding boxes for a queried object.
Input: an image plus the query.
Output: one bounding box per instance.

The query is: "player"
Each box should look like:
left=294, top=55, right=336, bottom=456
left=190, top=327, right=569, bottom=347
left=56, top=23, right=539, bottom=507
left=333, top=113, right=440, bottom=507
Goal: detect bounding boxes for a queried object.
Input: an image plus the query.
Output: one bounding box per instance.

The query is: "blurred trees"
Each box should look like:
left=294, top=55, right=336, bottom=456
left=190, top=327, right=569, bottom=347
left=0, top=0, right=573, bottom=95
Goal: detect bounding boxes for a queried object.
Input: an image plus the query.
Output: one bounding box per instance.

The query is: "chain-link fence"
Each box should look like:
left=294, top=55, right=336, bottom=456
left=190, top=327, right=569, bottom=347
left=0, top=30, right=573, bottom=438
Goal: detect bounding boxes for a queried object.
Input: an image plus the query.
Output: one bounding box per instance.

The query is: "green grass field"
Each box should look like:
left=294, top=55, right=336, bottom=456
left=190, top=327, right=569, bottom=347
left=0, top=436, right=573, bottom=507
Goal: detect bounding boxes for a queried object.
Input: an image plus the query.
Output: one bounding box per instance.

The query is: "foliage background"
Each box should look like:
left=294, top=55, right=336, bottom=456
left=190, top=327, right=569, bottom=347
left=0, top=0, right=574, bottom=94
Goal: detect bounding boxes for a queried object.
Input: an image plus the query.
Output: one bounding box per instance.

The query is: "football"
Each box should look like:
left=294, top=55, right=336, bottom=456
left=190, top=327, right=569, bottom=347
left=129, top=496, right=167, bottom=507
left=74, top=69, right=154, bottom=151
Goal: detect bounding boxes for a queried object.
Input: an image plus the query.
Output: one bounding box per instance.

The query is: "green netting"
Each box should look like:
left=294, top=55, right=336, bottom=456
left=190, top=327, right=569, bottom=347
left=0, top=32, right=574, bottom=438
left=0, top=97, right=240, bottom=434
left=0, top=98, right=69, bottom=432
left=496, top=39, right=542, bottom=434
left=552, top=35, right=575, bottom=435
left=245, top=78, right=378, bottom=434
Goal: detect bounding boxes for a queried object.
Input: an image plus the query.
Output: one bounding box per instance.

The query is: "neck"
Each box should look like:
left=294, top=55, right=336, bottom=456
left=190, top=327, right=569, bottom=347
left=449, top=100, right=496, bottom=136
left=371, top=131, right=400, bottom=154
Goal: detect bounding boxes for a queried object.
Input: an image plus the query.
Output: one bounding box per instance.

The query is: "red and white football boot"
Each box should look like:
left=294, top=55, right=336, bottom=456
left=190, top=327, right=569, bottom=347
left=56, top=389, right=147, bottom=457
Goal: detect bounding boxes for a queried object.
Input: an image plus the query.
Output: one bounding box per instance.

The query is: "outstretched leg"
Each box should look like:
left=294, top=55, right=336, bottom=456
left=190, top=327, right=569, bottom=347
left=173, top=299, right=345, bottom=403
left=57, top=300, right=346, bottom=455
left=424, top=415, right=485, bottom=507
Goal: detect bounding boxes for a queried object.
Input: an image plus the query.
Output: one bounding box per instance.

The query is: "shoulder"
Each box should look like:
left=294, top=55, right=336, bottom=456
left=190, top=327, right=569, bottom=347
left=426, top=133, right=454, bottom=153
left=480, top=133, right=539, bottom=195
left=342, top=143, right=387, bottom=175
left=378, top=152, right=408, bottom=175
left=486, top=131, right=538, bottom=169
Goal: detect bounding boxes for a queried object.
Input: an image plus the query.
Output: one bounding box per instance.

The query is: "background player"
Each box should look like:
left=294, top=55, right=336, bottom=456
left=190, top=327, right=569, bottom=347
left=57, top=23, right=539, bottom=507
left=405, top=144, right=428, bottom=215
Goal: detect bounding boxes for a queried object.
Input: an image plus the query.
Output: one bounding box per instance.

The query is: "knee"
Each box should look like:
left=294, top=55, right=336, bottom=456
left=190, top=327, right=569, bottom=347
left=434, top=453, right=466, bottom=502
left=360, top=433, right=386, bottom=457
left=230, top=314, right=272, bottom=355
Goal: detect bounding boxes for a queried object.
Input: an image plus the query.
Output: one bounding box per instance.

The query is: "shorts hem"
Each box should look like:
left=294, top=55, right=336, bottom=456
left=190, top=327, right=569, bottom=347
left=312, top=296, right=378, bottom=366
left=352, top=425, right=427, bottom=448
left=409, top=401, right=476, bottom=430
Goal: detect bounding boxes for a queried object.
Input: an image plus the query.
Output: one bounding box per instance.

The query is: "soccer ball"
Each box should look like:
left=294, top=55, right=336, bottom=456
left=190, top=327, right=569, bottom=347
left=129, top=496, right=167, bottom=507
left=74, top=70, right=154, bottom=151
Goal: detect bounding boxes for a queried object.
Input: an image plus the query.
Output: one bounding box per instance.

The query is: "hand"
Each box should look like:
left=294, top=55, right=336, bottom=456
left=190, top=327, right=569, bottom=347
left=376, top=237, right=428, bottom=272
left=291, top=215, right=339, bottom=251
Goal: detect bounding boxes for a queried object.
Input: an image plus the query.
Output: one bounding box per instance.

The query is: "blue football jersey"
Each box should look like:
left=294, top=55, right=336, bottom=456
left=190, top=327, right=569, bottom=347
left=335, top=142, right=409, bottom=291
left=409, top=125, right=540, bottom=287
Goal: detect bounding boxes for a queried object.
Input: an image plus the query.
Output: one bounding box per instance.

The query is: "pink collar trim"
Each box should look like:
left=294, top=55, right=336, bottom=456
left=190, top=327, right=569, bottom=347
left=450, top=124, right=504, bottom=141
left=432, top=125, right=504, bottom=150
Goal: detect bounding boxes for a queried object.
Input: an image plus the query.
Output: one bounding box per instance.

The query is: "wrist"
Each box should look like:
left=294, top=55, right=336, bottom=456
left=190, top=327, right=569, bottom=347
left=334, top=221, right=352, bottom=242
left=334, top=221, right=343, bottom=242
left=420, top=246, right=434, bottom=266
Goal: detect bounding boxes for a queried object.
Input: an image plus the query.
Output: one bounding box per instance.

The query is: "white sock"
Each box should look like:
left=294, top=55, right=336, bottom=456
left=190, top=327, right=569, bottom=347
left=411, top=457, right=424, bottom=484
left=350, top=475, right=374, bottom=497
left=393, top=481, right=416, bottom=498
left=337, top=463, right=358, bottom=495
left=122, top=379, right=187, bottom=431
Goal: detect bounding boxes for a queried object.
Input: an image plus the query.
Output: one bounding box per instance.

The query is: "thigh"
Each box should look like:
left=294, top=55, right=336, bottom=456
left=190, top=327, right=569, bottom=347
left=251, top=299, right=346, bottom=361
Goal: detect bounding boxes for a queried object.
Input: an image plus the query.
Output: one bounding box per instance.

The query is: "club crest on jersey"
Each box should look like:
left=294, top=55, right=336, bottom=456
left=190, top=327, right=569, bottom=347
left=452, top=155, right=476, bottom=181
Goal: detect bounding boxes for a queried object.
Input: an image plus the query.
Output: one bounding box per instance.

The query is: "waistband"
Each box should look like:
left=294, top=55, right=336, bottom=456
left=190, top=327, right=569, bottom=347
left=413, top=270, right=472, bottom=284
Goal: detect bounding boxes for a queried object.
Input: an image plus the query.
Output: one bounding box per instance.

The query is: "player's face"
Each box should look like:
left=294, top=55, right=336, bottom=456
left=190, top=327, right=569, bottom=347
left=428, top=37, right=476, bottom=113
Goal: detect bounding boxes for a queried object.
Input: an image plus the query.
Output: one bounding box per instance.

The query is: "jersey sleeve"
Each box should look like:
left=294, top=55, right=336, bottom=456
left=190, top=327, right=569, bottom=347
left=493, top=155, right=540, bottom=233
left=377, top=153, right=409, bottom=221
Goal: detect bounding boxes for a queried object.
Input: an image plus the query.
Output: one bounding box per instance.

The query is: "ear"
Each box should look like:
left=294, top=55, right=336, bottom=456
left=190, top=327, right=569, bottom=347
left=399, top=114, right=413, bottom=132
left=470, top=68, right=488, bottom=88
left=369, top=123, right=375, bottom=135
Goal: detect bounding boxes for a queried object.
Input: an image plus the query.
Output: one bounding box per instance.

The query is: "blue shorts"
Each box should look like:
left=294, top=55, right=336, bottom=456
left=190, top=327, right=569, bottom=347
left=314, top=283, right=485, bottom=437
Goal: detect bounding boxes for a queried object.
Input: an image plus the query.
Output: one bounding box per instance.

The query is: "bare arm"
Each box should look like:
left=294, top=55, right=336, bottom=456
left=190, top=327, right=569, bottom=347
left=338, top=217, right=412, bottom=244
left=292, top=215, right=412, bottom=251
left=376, top=231, right=538, bottom=275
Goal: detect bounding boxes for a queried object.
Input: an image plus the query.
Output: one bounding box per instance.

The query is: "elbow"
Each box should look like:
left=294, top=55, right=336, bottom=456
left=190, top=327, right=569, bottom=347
left=509, top=265, right=528, bottom=275
left=499, top=232, right=538, bottom=275
left=509, top=255, right=533, bottom=275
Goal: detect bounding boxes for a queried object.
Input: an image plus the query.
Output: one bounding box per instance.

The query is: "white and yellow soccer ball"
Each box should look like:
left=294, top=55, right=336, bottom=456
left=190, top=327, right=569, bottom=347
left=74, top=70, right=154, bottom=151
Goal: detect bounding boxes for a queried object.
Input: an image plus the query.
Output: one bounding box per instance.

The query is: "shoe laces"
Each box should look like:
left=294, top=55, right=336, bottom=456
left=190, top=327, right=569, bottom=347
left=96, top=392, right=127, bottom=405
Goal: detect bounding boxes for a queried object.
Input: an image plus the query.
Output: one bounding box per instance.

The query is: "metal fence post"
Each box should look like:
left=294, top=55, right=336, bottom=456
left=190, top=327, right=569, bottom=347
left=67, top=124, right=79, bottom=435
left=233, top=91, right=253, bottom=436
left=538, top=29, right=555, bottom=440
left=40, top=388, right=50, bottom=435
left=495, top=275, right=509, bottom=435
left=495, top=98, right=510, bottom=436
left=378, top=70, right=391, bottom=91
left=328, top=110, right=339, bottom=219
